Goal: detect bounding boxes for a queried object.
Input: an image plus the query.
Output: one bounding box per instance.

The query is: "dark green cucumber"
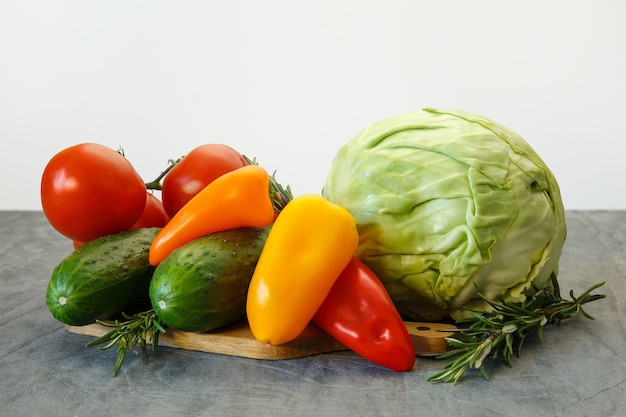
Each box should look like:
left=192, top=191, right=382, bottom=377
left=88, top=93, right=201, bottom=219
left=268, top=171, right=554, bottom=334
left=150, top=227, right=269, bottom=332
left=46, top=228, right=160, bottom=326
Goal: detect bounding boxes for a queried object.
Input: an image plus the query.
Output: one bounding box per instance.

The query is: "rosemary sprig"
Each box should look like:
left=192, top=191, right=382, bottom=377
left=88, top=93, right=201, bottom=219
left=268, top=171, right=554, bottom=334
left=428, top=274, right=606, bottom=385
left=85, top=309, right=166, bottom=377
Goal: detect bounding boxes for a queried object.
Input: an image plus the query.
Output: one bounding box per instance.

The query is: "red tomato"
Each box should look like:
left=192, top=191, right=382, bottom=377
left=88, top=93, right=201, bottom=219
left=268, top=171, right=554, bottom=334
left=161, top=144, right=247, bottom=217
left=41, top=143, right=147, bottom=243
left=130, top=193, right=170, bottom=230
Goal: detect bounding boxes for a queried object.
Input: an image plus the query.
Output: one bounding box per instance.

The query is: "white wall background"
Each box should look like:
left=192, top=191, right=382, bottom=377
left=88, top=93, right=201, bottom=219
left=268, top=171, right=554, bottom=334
left=1, top=0, right=624, bottom=211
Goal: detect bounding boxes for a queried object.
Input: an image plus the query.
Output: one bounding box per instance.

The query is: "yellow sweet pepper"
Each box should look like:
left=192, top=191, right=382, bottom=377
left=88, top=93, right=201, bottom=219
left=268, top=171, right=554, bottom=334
left=246, top=194, right=359, bottom=345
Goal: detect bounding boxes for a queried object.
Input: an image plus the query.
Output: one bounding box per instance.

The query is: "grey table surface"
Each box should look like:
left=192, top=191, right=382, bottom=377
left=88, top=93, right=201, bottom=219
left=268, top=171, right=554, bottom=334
left=1, top=210, right=624, bottom=417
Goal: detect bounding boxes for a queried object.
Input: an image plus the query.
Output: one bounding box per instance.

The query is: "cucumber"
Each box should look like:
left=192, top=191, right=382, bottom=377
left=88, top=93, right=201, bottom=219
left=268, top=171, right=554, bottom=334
left=46, top=228, right=160, bottom=326
left=150, top=227, right=269, bottom=332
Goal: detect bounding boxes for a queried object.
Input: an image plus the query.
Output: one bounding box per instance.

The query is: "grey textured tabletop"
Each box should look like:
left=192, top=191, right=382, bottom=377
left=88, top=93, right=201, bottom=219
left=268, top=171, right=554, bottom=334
left=1, top=210, right=624, bottom=417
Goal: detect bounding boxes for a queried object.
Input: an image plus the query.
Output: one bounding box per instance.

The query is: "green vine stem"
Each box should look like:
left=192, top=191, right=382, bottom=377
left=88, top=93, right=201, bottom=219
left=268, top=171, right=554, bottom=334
left=144, top=157, right=184, bottom=190
left=428, top=274, right=606, bottom=385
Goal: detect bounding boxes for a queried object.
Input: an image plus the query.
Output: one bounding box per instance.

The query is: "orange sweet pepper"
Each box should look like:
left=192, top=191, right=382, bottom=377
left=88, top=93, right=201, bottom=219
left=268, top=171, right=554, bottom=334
left=149, top=164, right=290, bottom=266
left=246, top=194, right=359, bottom=345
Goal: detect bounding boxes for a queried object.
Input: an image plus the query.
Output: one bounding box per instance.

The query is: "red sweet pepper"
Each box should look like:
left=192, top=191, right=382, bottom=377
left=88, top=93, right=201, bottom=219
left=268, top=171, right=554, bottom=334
left=313, top=257, right=416, bottom=372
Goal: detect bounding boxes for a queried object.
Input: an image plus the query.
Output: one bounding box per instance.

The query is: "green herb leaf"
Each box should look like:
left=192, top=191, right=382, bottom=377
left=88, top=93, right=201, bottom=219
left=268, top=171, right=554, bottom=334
left=85, top=309, right=165, bottom=376
left=428, top=275, right=606, bottom=385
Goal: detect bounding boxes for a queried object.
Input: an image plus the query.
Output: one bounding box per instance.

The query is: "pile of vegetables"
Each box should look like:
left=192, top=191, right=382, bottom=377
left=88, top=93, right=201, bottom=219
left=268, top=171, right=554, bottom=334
left=42, top=109, right=605, bottom=383
left=43, top=143, right=415, bottom=376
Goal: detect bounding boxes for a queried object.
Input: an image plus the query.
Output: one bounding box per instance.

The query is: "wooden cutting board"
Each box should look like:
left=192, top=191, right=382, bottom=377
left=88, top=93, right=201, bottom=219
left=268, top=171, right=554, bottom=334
left=66, top=320, right=457, bottom=360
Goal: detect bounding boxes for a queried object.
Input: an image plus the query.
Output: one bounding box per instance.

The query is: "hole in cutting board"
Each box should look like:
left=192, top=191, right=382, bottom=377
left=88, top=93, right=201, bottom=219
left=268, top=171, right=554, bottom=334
left=416, top=326, right=431, bottom=331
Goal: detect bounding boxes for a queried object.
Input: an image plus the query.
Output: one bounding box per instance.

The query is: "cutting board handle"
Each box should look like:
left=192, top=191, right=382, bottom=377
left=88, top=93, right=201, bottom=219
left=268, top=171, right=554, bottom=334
left=405, top=321, right=457, bottom=356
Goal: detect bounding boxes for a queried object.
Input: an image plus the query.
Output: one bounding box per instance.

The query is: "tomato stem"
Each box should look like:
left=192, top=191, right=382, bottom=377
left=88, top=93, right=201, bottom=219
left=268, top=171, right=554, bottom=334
left=145, top=157, right=184, bottom=190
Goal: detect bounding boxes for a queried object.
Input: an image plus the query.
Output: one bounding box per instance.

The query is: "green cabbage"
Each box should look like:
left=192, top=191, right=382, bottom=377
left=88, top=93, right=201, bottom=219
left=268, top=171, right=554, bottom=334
left=323, top=108, right=566, bottom=321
